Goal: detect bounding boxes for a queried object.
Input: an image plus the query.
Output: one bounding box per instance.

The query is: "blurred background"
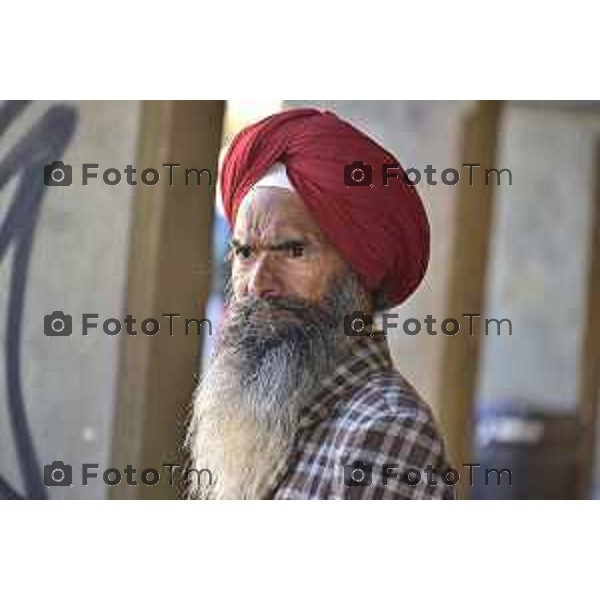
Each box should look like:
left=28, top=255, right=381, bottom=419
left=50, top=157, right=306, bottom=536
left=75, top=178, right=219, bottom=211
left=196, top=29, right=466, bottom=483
left=0, top=99, right=599, bottom=499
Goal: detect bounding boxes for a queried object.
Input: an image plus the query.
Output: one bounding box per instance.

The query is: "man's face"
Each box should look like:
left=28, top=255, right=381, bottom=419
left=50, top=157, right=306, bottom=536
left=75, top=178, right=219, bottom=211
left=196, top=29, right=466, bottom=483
left=231, top=187, right=348, bottom=304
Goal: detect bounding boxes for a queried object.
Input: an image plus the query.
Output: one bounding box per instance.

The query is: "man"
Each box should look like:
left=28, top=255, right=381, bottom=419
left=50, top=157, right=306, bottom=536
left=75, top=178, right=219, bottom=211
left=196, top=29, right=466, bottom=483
left=187, top=107, right=454, bottom=499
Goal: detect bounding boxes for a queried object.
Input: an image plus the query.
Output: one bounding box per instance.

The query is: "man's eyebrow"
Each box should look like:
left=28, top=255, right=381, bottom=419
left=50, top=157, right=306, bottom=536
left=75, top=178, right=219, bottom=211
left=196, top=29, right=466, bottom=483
left=230, top=238, right=255, bottom=250
left=267, top=238, right=309, bottom=251
left=230, top=237, right=312, bottom=250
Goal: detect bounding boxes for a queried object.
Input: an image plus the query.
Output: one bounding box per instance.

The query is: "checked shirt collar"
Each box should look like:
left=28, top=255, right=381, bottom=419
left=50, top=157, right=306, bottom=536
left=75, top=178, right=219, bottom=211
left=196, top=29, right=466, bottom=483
left=297, top=331, right=393, bottom=431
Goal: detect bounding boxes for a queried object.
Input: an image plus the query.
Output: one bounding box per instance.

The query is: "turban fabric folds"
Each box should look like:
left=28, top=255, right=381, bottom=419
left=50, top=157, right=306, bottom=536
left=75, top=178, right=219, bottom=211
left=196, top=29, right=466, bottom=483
left=219, top=108, right=430, bottom=309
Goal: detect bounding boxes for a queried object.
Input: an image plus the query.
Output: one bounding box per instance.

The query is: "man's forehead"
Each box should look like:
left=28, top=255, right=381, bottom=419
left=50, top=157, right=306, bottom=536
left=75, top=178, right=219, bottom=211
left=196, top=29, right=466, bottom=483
left=233, top=186, right=324, bottom=241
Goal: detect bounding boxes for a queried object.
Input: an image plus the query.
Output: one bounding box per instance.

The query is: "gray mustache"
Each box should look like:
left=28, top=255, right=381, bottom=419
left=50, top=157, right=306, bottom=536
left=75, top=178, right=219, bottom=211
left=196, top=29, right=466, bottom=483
left=225, top=296, right=339, bottom=346
left=234, top=295, right=335, bottom=322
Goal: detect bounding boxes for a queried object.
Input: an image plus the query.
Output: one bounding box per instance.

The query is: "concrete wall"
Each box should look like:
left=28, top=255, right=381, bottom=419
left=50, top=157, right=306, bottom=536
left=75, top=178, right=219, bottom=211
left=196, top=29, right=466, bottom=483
left=478, top=102, right=600, bottom=412
left=477, top=102, right=600, bottom=497
left=0, top=101, right=141, bottom=499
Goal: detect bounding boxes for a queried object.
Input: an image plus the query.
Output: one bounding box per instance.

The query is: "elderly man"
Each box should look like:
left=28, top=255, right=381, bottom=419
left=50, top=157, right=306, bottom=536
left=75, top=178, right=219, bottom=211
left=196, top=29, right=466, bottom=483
left=187, top=108, right=454, bottom=500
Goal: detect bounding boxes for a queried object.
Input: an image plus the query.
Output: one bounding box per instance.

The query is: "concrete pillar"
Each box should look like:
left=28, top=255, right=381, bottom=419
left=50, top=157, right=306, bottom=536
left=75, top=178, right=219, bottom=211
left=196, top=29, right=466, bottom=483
left=435, top=101, right=503, bottom=494
left=111, top=101, right=225, bottom=499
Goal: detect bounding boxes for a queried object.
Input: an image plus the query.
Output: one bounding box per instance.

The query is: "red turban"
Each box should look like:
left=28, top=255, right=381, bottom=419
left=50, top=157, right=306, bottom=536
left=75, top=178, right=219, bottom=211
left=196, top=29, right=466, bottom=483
left=219, top=108, right=430, bottom=309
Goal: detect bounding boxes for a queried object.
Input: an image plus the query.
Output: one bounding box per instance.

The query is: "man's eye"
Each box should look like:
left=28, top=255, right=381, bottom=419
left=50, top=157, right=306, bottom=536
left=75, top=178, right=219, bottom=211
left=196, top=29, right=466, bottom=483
left=287, top=244, right=305, bottom=258
left=234, top=246, right=253, bottom=259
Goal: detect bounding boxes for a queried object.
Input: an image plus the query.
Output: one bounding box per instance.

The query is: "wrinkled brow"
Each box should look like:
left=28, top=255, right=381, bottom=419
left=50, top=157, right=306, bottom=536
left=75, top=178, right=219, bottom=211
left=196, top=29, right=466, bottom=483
left=231, top=236, right=313, bottom=251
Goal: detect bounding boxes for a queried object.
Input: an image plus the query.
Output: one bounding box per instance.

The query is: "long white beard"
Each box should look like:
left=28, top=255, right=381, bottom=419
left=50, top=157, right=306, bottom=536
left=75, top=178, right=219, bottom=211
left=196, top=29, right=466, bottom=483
left=187, top=344, right=313, bottom=499
left=186, top=273, right=369, bottom=500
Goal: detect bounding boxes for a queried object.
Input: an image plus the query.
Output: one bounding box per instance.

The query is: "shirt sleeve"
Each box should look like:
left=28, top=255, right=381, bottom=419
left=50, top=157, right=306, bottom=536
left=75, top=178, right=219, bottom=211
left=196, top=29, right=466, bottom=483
left=334, top=398, right=456, bottom=500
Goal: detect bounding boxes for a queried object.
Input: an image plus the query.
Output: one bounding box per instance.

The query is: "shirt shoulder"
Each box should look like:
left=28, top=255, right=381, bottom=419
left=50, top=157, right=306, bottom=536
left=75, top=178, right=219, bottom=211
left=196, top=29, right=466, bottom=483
left=339, top=368, right=434, bottom=426
left=330, top=369, right=455, bottom=499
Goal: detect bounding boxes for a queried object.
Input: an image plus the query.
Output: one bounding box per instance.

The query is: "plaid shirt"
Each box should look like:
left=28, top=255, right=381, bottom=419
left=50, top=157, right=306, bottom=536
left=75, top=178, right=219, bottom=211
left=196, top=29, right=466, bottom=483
left=271, top=332, right=455, bottom=499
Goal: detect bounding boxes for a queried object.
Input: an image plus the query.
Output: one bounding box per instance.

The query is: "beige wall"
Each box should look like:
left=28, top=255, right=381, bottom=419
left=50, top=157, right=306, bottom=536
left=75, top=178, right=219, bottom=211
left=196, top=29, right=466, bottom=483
left=0, top=101, right=141, bottom=499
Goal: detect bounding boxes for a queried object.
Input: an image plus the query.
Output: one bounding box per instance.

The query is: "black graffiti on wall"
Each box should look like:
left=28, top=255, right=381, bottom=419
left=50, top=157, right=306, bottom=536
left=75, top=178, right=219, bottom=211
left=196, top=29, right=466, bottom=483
left=0, top=101, right=78, bottom=499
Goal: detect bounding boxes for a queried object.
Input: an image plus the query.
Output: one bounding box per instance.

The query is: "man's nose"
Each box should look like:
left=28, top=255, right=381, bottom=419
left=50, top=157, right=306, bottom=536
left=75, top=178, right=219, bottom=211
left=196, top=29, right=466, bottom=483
left=246, top=255, right=282, bottom=299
